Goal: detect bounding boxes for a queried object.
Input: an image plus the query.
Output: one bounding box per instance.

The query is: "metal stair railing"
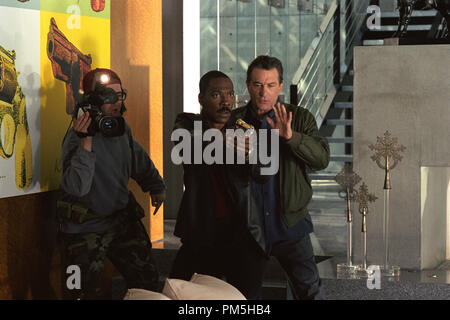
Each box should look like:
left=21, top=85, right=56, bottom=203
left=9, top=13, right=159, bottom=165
left=290, top=0, right=370, bottom=128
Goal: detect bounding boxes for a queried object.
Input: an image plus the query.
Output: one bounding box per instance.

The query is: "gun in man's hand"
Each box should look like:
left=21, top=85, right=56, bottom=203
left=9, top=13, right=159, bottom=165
left=0, top=45, right=33, bottom=190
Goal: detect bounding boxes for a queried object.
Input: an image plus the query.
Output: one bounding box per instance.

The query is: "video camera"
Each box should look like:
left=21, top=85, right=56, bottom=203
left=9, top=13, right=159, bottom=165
left=75, top=70, right=126, bottom=138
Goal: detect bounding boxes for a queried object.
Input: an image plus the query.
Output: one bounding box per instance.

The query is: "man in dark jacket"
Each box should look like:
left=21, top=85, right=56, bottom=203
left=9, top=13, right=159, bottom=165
left=232, top=56, right=330, bottom=300
left=169, top=70, right=268, bottom=299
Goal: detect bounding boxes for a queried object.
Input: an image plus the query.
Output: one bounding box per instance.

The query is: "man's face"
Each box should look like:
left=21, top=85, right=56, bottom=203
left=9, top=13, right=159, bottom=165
left=100, top=83, right=124, bottom=117
left=247, top=67, right=284, bottom=118
left=199, top=77, right=235, bottom=126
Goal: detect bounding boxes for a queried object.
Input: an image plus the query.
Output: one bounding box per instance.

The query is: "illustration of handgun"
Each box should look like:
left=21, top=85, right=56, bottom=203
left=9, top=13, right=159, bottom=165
left=0, top=45, right=33, bottom=190
left=47, top=17, right=92, bottom=115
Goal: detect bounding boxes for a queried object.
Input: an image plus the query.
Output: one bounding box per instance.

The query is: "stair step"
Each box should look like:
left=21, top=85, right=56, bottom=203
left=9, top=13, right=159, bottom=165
left=327, top=137, right=353, bottom=143
left=311, top=180, right=342, bottom=193
left=334, top=102, right=353, bottom=109
left=330, top=155, right=353, bottom=162
left=377, top=10, right=438, bottom=27
left=381, top=10, right=438, bottom=18
left=363, top=39, right=384, bottom=46
left=341, top=85, right=353, bottom=92
left=325, top=119, right=353, bottom=126
left=309, top=173, right=339, bottom=180
left=366, top=37, right=450, bottom=46
left=377, top=25, right=434, bottom=31
left=311, top=192, right=343, bottom=203
left=363, top=30, right=430, bottom=40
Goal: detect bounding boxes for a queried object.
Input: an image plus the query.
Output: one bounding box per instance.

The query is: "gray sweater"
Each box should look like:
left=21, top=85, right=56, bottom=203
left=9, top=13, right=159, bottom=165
left=60, top=121, right=165, bottom=233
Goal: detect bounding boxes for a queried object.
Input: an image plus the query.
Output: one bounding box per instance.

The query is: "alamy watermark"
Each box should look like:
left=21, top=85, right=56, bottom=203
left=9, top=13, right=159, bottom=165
left=366, top=265, right=381, bottom=290
left=367, top=5, right=381, bottom=31
left=171, top=121, right=279, bottom=175
left=66, top=265, right=81, bottom=290
left=67, top=5, right=81, bottom=30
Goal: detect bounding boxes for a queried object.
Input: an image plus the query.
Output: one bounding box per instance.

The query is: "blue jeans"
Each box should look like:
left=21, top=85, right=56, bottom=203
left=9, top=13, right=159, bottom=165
left=271, top=233, right=325, bottom=300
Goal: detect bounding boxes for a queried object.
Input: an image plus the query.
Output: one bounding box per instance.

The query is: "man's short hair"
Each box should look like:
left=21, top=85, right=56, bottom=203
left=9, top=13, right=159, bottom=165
left=246, top=55, right=283, bottom=84
left=199, top=70, right=230, bottom=94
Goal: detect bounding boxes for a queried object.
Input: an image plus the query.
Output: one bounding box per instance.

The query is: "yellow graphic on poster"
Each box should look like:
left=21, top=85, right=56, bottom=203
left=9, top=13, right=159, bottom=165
left=0, top=45, right=32, bottom=190
left=40, top=10, right=110, bottom=191
left=0, top=4, right=39, bottom=197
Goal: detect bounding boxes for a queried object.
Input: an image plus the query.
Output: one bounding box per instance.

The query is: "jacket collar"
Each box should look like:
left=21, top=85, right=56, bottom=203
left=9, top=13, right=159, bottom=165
left=241, top=101, right=275, bottom=129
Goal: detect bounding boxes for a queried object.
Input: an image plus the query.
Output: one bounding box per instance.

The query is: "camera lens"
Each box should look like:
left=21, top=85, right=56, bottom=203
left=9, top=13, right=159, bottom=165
left=101, top=118, right=117, bottom=131
left=99, top=116, right=125, bottom=137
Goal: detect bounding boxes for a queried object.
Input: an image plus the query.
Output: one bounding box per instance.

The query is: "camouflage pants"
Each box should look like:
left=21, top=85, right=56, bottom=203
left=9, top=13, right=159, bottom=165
left=61, top=220, right=159, bottom=299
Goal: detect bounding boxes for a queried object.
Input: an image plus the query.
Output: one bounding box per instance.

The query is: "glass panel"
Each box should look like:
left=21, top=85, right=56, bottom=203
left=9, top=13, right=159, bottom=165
left=199, top=0, right=337, bottom=102
left=200, top=0, right=218, bottom=72
left=236, top=0, right=255, bottom=97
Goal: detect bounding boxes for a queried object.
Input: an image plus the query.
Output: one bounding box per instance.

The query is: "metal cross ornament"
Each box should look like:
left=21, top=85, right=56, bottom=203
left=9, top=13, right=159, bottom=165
left=369, top=131, right=405, bottom=275
left=335, top=164, right=362, bottom=223
left=368, top=130, right=406, bottom=189
left=353, top=182, right=377, bottom=271
left=335, top=164, right=362, bottom=195
left=335, top=164, right=362, bottom=270
left=353, top=182, right=378, bottom=232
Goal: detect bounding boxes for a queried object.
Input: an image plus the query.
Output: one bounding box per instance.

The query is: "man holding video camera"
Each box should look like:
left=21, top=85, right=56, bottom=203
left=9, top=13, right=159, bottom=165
left=58, top=68, right=166, bottom=299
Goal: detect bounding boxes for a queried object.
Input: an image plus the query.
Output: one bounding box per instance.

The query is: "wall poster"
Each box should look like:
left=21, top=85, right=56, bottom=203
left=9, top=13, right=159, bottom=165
left=0, top=0, right=110, bottom=198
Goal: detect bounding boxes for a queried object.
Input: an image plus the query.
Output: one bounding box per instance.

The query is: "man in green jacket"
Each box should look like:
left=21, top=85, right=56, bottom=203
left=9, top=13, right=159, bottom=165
left=232, top=55, right=330, bottom=299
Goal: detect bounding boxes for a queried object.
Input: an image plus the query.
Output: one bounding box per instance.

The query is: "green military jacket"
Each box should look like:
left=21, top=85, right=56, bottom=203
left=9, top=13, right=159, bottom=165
left=232, top=102, right=330, bottom=227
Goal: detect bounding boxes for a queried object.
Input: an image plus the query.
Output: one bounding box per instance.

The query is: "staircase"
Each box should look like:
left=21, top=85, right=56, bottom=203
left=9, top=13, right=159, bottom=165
left=363, top=9, right=447, bottom=46
left=311, top=71, right=354, bottom=186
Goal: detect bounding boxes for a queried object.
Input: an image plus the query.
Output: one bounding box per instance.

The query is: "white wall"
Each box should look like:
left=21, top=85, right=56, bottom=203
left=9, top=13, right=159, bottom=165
left=420, top=166, right=449, bottom=269
left=353, top=45, right=450, bottom=270
left=183, top=0, right=201, bottom=113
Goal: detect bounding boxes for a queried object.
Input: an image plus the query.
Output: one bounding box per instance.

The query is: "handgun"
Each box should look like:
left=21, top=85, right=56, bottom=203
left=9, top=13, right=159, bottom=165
left=47, top=17, right=92, bottom=115
left=0, top=45, right=33, bottom=190
left=232, top=119, right=255, bottom=163
left=235, top=118, right=254, bottom=131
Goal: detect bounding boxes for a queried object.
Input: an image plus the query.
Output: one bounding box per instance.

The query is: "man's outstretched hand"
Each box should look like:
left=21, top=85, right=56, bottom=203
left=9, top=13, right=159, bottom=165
left=266, top=103, right=292, bottom=141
